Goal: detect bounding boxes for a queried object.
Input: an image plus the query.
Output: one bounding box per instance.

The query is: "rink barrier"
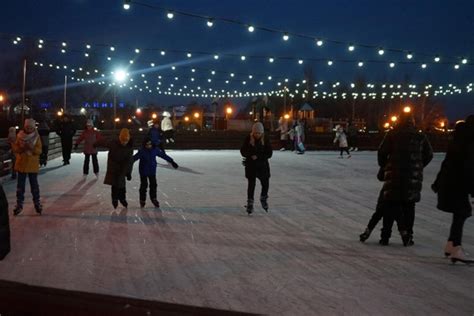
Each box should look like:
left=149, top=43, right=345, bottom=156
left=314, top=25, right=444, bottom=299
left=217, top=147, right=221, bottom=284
left=0, top=130, right=451, bottom=176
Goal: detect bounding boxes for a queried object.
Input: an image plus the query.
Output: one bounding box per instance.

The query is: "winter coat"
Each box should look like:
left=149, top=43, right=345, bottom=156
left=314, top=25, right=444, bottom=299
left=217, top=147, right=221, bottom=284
left=75, top=128, right=102, bottom=154
left=277, top=120, right=289, bottom=140
left=432, top=138, right=474, bottom=217
left=38, top=122, right=50, bottom=147
left=56, top=121, right=76, bottom=139
left=334, top=130, right=348, bottom=148
left=240, top=134, right=273, bottom=179
left=295, top=124, right=305, bottom=143
left=161, top=117, right=173, bottom=132
left=13, top=131, right=42, bottom=174
left=148, top=127, right=162, bottom=146
left=96, top=139, right=133, bottom=188
left=378, top=124, right=433, bottom=203
left=133, top=146, right=174, bottom=177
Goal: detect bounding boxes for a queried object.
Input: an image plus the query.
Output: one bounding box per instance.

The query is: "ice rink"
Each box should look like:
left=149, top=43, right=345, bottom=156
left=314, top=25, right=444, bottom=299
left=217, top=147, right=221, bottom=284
left=0, top=150, right=473, bottom=315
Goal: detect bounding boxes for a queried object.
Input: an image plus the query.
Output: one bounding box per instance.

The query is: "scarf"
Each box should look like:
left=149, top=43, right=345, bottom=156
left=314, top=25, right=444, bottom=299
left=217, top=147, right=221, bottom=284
left=17, top=130, right=39, bottom=155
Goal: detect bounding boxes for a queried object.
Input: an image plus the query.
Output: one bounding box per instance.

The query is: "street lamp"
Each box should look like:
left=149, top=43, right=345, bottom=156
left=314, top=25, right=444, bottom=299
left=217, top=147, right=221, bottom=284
left=113, top=69, right=126, bottom=129
left=390, top=115, right=398, bottom=123
left=193, top=112, right=200, bottom=118
left=403, top=106, right=412, bottom=114
left=0, top=94, right=4, bottom=102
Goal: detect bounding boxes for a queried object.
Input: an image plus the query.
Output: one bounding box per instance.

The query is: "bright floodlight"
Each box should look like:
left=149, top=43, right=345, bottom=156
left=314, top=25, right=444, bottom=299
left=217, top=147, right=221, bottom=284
left=114, top=70, right=127, bottom=82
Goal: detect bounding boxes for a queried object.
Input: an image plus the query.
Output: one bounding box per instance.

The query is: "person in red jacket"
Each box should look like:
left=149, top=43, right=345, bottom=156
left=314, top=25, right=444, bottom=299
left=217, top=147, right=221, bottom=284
left=74, top=119, right=103, bottom=177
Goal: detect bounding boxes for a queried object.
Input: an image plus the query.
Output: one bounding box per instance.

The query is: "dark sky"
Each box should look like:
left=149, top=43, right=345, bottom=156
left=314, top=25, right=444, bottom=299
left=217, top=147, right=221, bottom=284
left=1, top=0, right=473, bottom=119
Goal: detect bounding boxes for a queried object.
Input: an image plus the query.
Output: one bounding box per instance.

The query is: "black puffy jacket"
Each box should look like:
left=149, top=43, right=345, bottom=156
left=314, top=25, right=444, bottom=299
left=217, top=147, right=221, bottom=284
left=240, top=134, right=273, bottom=179
left=378, top=124, right=433, bottom=203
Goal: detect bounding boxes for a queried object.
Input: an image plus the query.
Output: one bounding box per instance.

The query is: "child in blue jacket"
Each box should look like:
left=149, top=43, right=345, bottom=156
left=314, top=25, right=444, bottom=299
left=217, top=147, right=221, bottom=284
left=133, top=137, right=178, bottom=208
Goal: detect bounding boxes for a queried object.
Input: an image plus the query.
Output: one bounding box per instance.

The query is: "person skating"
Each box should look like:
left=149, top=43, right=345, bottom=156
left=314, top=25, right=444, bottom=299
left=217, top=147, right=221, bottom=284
left=240, top=122, right=273, bottom=214
left=432, top=117, right=474, bottom=264
left=161, top=111, right=175, bottom=144
left=276, top=116, right=289, bottom=151
left=133, top=137, right=179, bottom=208
left=38, top=120, right=50, bottom=167
left=148, top=119, right=164, bottom=150
left=377, top=111, right=433, bottom=246
left=95, top=128, right=133, bottom=209
left=347, top=121, right=359, bottom=151
left=12, top=119, right=43, bottom=215
left=7, top=127, right=17, bottom=179
left=333, top=125, right=351, bottom=158
left=74, top=119, right=103, bottom=177
left=56, top=115, right=76, bottom=165
left=294, top=119, right=305, bottom=154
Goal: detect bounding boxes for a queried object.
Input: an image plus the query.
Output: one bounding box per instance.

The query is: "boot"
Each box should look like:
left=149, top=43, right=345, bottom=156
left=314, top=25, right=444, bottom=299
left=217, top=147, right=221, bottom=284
left=400, top=231, right=414, bottom=247
left=34, top=203, right=43, bottom=215
left=444, top=241, right=454, bottom=257
left=119, top=200, right=128, bottom=208
left=151, top=199, right=160, bottom=208
left=13, top=205, right=23, bottom=216
left=359, top=227, right=372, bottom=242
left=379, top=238, right=389, bottom=246
left=140, top=200, right=146, bottom=208
left=246, top=199, right=254, bottom=215
left=260, top=196, right=268, bottom=212
left=450, top=246, right=474, bottom=264
left=112, top=200, right=118, bottom=209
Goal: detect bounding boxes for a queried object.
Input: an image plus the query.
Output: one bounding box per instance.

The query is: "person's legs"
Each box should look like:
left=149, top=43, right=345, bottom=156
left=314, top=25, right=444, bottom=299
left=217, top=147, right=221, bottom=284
left=14, top=172, right=27, bottom=214
left=149, top=176, right=158, bottom=206
left=139, top=176, right=148, bottom=204
left=92, top=154, right=99, bottom=174
left=448, top=213, right=468, bottom=247
left=380, top=203, right=400, bottom=245
left=83, top=154, right=90, bottom=175
left=119, top=187, right=127, bottom=207
left=360, top=191, right=384, bottom=242
left=111, top=186, right=119, bottom=208
left=64, top=138, right=73, bottom=163
left=259, top=177, right=270, bottom=211
left=28, top=173, right=42, bottom=213
left=246, top=177, right=256, bottom=213
left=339, top=148, right=344, bottom=157
left=11, top=155, right=16, bottom=179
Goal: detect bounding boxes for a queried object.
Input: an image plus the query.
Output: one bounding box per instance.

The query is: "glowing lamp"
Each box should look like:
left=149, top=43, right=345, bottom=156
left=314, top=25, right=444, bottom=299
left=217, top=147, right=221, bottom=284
left=403, top=106, right=412, bottom=113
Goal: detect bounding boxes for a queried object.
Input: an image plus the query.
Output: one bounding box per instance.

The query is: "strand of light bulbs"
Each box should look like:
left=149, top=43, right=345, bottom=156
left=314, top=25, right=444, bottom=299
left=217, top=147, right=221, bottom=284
left=120, top=1, right=471, bottom=63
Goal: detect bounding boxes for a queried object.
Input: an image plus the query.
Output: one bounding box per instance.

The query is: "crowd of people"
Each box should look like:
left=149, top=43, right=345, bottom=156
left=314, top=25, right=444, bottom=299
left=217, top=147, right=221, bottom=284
left=0, top=112, right=473, bottom=265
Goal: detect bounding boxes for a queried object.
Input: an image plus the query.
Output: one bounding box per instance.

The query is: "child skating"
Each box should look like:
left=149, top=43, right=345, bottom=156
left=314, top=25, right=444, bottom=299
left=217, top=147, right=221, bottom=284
left=133, top=137, right=178, bottom=208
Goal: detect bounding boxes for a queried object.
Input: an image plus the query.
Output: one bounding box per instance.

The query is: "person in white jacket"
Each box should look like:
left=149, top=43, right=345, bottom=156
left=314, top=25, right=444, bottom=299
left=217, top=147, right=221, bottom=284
left=161, top=111, right=174, bottom=143
left=333, top=125, right=351, bottom=158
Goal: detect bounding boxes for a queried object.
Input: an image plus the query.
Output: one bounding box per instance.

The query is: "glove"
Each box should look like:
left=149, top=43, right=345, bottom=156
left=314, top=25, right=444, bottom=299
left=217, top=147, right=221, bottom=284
left=74, top=144, right=78, bottom=150
left=126, top=174, right=132, bottom=181
left=171, top=161, right=179, bottom=169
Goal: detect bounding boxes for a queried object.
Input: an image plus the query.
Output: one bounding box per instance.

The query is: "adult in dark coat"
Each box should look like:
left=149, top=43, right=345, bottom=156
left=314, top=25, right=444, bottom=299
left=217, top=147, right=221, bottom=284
left=38, top=120, right=50, bottom=167
left=377, top=112, right=433, bottom=245
left=56, top=115, right=76, bottom=165
left=432, top=117, right=474, bottom=264
left=95, top=128, right=133, bottom=209
left=240, top=122, right=273, bottom=214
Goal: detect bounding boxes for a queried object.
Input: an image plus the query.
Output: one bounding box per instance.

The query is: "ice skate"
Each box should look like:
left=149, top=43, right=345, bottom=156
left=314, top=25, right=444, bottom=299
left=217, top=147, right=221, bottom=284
left=379, top=238, right=389, bottom=246
left=359, top=227, right=372, bottom=242
left=140, top=200, right=146, bottom=208
left=246, top=199, right=254, bottom=215
left=260, top=196, right=268, bottom=212
left=34, top=203, right=43, bottom=215
left=119, top=200, right=128, bottom=208
left=450, top=246, right=474, bottom=264
left=13, top=205, right=23, bottom=216
left=112, top=200, right=118, bottom=209
left=444, top=241, right=454, bottom=257
left=151, top=199, right=160, bottom=208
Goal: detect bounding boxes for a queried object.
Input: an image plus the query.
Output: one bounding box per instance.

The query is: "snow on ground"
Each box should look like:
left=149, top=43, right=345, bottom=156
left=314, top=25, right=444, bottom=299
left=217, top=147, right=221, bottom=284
left=0, top=150, right=473, bottom=315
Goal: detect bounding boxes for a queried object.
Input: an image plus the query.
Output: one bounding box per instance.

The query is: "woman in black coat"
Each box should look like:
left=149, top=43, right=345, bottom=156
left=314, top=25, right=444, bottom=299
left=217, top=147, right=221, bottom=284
left=95, top=128, right=134, bottom=209
left=240, top=122, right=273, bottom=214
left=432, top=117, right=474, bottom=264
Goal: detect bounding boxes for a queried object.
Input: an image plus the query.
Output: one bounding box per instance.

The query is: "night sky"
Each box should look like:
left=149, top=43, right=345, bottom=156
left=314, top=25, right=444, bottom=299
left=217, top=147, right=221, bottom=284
left=0, top=0, right=473, bottom=120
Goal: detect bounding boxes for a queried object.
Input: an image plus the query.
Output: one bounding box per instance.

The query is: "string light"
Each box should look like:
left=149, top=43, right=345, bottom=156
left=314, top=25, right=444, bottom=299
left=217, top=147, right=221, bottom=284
left=123, top=0, right=131, bottom=10
left=389, top=62, right=395, bottom=68
left=207, top=19, right=214, bottom=27
left=461, top=58, right=468, bottom=64
left=248, top=25, right=255, bottom=32
left=135, top=48, right=140, bottom=54
left=327, top=60, right=333, bottom=66
left=434, top=56, right=440, bottom=62
left=167, top=11, right=174, bottom=19
left=269, top=57, right=274, bottom=63
left=282, top=33, right=290, bottom=41
left=316, top=39, right=324, bottom=46
left=214, top=54, right=219, bottom=60
left=358, top=61, right=364, bottom=67
left=378, top=48, right=385, bottom=55
left=348, top=45, right=355, bottom=52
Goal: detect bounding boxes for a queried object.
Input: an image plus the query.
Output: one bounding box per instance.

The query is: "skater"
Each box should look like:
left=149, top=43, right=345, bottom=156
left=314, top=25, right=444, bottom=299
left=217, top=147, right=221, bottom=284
left=7, top=127, right=17, bottom=179
left=133, top=137, right=179, bottom=208
left=148, top=119, right=164, bottom=150
left=240, top=122, right=273, bottom=214
left=294, top=119, right=305, bottom=154
left=377, top=111, right=433, bottom=245
left=333, top=125, right=351, bottom=158
left=95, top=128, right=133, bottom=209
left=276, top=116, right=289, bottom=151
left=56, top=115, right=76, bottom=165
left=161, top=111, right=175, bottom=144
left=432, top=117, right=474, bottom=264
left=74, top=119, right=103, bottom=177
left=12, top=119, right=43, bottom=216
left=38, top=120, right=50, bottom=167
left=347, top=121, right=359, bottom=151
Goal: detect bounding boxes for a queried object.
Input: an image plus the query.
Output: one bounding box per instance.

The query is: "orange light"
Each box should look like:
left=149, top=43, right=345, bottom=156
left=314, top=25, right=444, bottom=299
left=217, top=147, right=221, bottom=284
left=383, top=122, right=390, bottom=129
left=440, top=121, right=445, bottom=128
left=151, top=113, right=157, bottom=119
left=390, top=115, right=398, bottom=122
left=184, top=116, right=189, bottom=122
left=403, top=106, right=412, bottom=113
left=284, top=114, right=290, bottom=119
left=57, top=111, right=63, bottom=116
left=226, top=107, right=233, bottom=114
left=114, top=117, right=120, bottom=122
left=194, top=112, right=200, bottom=118
left=136, top=108, right=142, bottom=114
left=0, top=94, right=4, bottom=102
left=127, top=118, right=132, bottom=123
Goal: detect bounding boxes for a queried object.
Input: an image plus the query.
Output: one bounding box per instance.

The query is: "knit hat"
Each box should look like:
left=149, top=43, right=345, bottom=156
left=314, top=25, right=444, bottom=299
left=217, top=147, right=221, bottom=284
left=119, top=128, right=130, bottom=143
left=86, top=119, right=94, bottom=127
left=24, top=118, right=36, bottom=129
left=251, top=122, right=264, bottom=134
